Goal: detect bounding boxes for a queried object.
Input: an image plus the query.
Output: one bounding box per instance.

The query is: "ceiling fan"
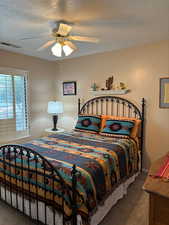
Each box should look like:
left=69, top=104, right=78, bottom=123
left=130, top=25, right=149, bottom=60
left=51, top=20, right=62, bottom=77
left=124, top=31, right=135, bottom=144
left=22, top=22, right=99, bottom=57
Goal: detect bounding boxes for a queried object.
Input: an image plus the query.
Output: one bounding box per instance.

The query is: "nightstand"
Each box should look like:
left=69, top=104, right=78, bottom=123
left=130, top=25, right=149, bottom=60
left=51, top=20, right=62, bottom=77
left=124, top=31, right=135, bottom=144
left=45, top=128, right=65, bottom=133
left=143, top=155, right=169, bottom=225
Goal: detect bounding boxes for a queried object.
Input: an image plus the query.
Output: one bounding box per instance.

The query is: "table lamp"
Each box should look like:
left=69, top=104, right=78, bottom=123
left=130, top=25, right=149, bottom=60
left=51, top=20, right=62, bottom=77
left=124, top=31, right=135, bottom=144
left=48, top=101, right=63, bottom=131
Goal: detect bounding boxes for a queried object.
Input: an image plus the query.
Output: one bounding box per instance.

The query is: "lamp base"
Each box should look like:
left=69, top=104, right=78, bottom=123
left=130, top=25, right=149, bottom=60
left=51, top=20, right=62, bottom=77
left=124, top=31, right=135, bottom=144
left=52, top=128, right=58, bottom=131
left=52, top=115, right=58, bottom=131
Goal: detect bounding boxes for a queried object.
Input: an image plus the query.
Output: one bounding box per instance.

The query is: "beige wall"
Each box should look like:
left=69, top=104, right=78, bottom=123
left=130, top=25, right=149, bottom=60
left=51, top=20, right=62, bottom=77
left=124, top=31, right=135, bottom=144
left=56, top=40, right=169, bottom=169
left=0, top=49, right=58, bottom=143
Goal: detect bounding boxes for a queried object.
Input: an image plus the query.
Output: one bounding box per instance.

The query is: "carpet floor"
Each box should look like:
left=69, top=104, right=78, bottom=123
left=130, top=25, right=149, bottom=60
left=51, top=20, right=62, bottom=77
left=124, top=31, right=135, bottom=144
left=0, top=173, right=148, bottom=225
left=100, top=173, right=148, bottom=225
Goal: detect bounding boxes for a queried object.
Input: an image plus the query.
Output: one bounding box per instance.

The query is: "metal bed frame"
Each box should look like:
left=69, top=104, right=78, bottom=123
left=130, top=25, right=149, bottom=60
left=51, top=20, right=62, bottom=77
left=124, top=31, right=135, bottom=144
left=0, top=96, right=145, bottom=225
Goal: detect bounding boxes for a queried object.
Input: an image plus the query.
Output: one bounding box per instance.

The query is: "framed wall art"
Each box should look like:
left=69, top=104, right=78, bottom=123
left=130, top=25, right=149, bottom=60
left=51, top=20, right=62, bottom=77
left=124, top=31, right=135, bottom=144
left=159, top=77, right=169, bottom=108
left=63, top=81, right=77, bottom=96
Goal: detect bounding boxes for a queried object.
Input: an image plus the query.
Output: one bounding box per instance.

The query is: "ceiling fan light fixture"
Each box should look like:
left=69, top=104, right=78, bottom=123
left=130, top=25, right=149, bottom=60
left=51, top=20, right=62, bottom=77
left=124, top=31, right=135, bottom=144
left=51, top=42, right=62, bottom=57
left=63, top=44, right=74, bottom=56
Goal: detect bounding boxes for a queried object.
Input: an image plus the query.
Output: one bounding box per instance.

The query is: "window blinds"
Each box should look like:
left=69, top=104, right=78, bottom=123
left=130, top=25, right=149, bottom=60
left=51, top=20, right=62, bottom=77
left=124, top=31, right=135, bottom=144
left=0, top=68, right=29, bottom=143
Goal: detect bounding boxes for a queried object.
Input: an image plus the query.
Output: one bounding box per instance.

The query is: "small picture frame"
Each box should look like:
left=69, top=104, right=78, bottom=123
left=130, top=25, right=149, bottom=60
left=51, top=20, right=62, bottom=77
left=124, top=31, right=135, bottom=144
left=63, top=81, right=77, bottom=96
left=159, top=77, right=169, bottom=108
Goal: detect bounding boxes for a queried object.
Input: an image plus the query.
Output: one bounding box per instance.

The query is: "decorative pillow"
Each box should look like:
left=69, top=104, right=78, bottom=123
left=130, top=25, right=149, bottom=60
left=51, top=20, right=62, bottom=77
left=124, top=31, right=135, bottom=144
left=100, top=118, right=135, bottom=137
left=101, top=115, right=141, bottom=138
left=75, top=115, right=101, bottom=133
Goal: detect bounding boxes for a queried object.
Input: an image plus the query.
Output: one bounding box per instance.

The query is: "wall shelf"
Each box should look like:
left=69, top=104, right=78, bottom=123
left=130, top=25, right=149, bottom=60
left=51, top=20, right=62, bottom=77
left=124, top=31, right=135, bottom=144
left=89, top=89, right=129, bottom=96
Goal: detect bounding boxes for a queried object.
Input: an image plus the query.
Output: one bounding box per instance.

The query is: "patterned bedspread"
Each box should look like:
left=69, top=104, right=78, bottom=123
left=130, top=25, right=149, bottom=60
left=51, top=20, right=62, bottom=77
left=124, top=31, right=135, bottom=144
left=0, top=131, right=139, bottom=221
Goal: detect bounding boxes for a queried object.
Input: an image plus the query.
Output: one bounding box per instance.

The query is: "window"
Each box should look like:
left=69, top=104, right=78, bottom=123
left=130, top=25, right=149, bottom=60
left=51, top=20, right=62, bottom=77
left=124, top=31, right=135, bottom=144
left=0, top=68, right=29, bottom=142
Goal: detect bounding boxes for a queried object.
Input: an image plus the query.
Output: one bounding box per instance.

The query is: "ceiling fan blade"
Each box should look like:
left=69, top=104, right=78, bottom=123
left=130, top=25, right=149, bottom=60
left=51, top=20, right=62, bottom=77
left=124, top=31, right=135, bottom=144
left=20, top=32, right=51, bottom=41
left=64, top=41, right=77, bottom=50
left=57, top=23, right=72, bottom=36
left=38, top=40, right=56, bottom=51
left=69, top=35, right=99, bottom=43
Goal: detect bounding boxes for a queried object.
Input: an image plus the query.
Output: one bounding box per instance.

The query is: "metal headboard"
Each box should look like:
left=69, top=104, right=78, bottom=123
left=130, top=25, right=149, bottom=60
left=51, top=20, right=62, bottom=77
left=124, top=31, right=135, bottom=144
left=78, top=96, right=145, bottom=170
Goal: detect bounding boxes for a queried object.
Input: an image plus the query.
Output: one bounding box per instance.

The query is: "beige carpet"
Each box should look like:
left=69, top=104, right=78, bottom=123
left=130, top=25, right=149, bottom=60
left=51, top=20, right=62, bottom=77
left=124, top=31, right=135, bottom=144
left=0, top=173, right=148, bottom=225
left=100, top=173, right=148, bottom=225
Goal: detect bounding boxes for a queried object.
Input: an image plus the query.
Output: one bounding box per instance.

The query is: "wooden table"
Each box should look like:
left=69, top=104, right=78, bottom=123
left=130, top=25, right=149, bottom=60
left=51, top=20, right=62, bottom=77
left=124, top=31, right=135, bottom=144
left=143, top=155, right=169, bottom=225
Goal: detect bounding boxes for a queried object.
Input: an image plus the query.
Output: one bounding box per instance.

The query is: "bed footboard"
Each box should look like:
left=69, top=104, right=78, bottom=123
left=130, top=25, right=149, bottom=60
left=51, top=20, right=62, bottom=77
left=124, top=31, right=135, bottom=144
left=0, top=145, right=78, bottom=225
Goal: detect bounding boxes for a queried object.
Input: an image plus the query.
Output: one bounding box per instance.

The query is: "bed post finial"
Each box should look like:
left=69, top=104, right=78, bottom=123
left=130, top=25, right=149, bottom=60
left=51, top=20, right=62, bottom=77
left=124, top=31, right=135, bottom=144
left=78, top=98, right=81, bottom=114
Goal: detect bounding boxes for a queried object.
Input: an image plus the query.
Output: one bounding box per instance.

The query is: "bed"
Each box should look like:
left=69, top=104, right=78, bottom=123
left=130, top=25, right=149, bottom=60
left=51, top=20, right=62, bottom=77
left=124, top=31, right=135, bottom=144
left=0, top=96, right=145, bottom=225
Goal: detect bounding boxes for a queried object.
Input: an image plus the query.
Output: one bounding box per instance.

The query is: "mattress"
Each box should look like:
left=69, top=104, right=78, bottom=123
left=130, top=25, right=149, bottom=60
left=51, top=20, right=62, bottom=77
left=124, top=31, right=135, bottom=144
left=0, top=131, right=140, bottom=224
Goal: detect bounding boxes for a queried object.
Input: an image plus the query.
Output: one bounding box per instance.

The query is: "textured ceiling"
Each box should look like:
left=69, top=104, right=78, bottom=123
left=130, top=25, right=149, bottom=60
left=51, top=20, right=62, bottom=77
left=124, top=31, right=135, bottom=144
left=0, top=0, right=169, bottom=61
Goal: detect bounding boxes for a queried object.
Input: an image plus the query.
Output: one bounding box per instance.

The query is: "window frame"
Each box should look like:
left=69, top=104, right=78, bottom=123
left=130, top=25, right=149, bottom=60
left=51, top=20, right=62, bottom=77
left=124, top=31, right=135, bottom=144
left=0, top=67, right=30, bottom=142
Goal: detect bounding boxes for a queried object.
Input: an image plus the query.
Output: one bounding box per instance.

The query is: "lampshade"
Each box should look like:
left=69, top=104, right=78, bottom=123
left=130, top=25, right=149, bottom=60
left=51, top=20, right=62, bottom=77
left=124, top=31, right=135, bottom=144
left=51, top=42, right=74, bottom=57
left=48, top=101, right=63, bottom=114
left=51, top=43, right=62, bottom=57
left=63, top=44, right=74, bottom=56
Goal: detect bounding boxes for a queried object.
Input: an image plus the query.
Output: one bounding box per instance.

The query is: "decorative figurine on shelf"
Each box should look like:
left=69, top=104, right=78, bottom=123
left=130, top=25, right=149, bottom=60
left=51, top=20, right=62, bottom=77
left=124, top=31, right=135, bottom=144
left=91, top=83, right=99, bottom=91
left=106, top=76, right=114, bottom=90
left=119, top=82, right=127, bottom=90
